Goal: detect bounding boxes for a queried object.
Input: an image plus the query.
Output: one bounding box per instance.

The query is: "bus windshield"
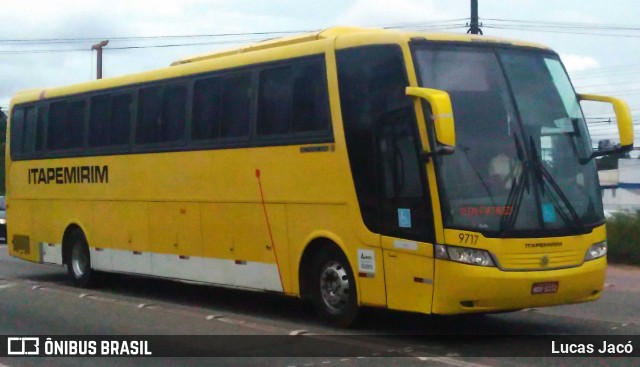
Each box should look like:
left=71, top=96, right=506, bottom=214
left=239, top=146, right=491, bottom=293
left=412, top=44, right=603, bottom=236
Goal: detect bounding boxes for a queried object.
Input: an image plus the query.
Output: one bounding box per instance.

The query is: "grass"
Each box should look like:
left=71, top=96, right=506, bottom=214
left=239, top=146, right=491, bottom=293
left=606, top=211, right=640, bottom=265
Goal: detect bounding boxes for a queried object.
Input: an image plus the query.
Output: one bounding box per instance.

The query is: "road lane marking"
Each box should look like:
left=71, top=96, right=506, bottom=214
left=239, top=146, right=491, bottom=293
left=290, top=330, right=309, bottom=335
left=416, top=357, right=491, bottom=367
left=0, top=283, right=13, bottom=290
left=217, top=317, right=245, bottom=325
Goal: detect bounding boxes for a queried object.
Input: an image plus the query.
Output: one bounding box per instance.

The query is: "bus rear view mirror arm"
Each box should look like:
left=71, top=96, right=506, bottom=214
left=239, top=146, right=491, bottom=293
left=406, top=87, right=456, bottom=154
left=579, top=93, right=634, bottom=161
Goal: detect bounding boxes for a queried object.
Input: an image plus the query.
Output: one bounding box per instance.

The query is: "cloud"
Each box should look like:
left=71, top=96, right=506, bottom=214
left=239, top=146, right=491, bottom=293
left=0, top=0, right=308, bottom=107
left=334, top=0, right=452, bottom=26
left=560, top=54, right=599, bottom=72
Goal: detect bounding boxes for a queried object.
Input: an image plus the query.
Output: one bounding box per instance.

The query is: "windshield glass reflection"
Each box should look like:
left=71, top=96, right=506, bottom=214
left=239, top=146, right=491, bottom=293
left=412, top=44, right=603, bottom=236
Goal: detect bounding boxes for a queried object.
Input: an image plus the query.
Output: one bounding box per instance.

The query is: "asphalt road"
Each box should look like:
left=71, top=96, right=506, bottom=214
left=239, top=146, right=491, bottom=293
left=0, top=243, right=639, bottom=367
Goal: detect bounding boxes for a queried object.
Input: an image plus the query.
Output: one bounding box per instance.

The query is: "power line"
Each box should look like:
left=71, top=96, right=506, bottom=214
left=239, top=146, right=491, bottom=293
left=482, top=25, right=640, bottom=38
left=0, top=38, right=269, bottom=55
left=481, top=18, right=640, bottom=31
left=382, top=18, right=469, bottom=29
left=0, top=18, right=469, bottom=46
left=0, top=30, right=313, bottom=45
left=0, top=20, right=470, bottom=55
left=574, top=80, right=640, bottom=89
left=571, top=69, right=640, bottom=81
left=576, top=88, right=640, bottom=95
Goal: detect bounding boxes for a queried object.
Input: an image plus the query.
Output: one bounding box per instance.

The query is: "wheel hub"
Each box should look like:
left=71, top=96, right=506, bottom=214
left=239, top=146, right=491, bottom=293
left=319, top=261, right=350, bottom=312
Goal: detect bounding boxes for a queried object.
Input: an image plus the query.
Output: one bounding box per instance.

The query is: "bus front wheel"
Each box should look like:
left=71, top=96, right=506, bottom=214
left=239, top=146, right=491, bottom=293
left=310, top=249, right=358, bottom=328
left=66, top=229, right=95, bottom=288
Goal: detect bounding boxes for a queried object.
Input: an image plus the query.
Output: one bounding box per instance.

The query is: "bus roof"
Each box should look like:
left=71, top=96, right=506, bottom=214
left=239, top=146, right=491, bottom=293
left=171, top=26, right=551, bottom=66
left=10, top=26, right=551, bottom=106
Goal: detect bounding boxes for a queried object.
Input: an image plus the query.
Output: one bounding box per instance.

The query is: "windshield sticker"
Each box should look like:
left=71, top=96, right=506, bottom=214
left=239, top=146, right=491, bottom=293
left=542, top=204, right=557, bottom=223
left=398, top=208, right=412, bottom=228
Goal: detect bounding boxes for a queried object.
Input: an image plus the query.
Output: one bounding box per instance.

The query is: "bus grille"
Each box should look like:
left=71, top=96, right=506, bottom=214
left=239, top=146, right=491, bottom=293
left=497, top=251, right=582, bottom=270
left=12, top=235, right=30, bottom=255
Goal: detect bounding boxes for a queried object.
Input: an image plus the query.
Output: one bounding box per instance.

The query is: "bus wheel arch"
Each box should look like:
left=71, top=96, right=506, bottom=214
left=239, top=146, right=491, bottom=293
left=62, top=225, right=96, bottom=288
left=299, top=238, right=359, bottom=328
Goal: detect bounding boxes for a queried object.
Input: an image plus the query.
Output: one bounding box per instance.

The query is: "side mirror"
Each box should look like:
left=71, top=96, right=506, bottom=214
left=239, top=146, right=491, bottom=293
left=406, top=87, right=456, bottom=153
left=579, top=94, right=634, bottom=159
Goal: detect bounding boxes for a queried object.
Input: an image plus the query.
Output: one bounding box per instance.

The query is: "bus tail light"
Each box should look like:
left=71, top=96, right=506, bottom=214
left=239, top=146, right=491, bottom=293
left=435, top=244, right=495, bottom=267
left=584, top=241, right=607, bottom=261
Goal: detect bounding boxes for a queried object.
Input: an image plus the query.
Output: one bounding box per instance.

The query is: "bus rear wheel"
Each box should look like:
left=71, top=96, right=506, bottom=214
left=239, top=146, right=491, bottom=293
left=310, top=249, right=358, bottom=328
left=66, top=229, right=96, bottom=288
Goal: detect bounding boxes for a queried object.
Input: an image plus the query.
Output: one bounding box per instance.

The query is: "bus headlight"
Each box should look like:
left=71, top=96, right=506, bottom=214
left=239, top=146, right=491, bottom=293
left=435, top=244, right=495, bottom=267
left=0, top=219, right=5, bottom=225
left=584, top=241, right=607, bottom=261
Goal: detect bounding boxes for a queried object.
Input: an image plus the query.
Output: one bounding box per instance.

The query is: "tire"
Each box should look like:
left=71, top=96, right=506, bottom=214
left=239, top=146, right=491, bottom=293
left=310, top=248, right=359, bottom=328
left=66, top=229, right=96, bottom=288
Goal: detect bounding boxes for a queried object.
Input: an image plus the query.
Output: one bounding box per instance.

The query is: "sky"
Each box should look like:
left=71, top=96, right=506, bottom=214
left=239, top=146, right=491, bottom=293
left=1, top=0, right=639, bottom=148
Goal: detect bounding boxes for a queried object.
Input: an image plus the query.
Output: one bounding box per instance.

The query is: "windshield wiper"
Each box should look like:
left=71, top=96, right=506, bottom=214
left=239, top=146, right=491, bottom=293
left=530, top=143, right=585, bottom=231
left=498, top=135, right=529, bottom=236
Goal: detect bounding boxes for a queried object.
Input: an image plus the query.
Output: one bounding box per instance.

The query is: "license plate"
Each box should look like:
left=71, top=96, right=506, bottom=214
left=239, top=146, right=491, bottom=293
left=532, top=281, right=558, bottom=294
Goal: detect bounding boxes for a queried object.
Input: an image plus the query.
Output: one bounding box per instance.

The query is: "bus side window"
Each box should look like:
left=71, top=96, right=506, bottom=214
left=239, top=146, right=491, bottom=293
left=220, top=74, right=251, bottom=138
left=10, top=107, right=25, bottom=155
left=258, top=66, right=293, bottom=136
left=161, top=85, right=187, bottom=142
left=90, top=93, right=132, bottom=148
left=111, top=94, right=133, bottom=145
left=34, top=107, right=45, bottom=152
left=137, top=87, right=163, bottom=144
left=292, top=62, right=329, bottom=133
left=257, top=58, right=329, bottom=138
left=192, top=73, right=251, bottom=142
left=23, top=107, right=38, bottom=153
left=192, top=77, right=223, bottom=141
left=89, top=94, right=111, bottom=147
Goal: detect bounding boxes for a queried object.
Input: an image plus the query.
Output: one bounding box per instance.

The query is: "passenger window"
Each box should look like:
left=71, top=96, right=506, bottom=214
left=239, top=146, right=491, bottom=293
left=257, top=59, right=329, bottom=137
left=90, top=93, right=132, bottom=147
left=137, top=85, right=186, bottom=145
left=48, top=100, right=85, bottom=150
left=111, top=94, right=133, bottom=145
left=23, top=107, right=38, bottom=152
left=137, top=87, right=162, bottom=144
left=258, top=66, right=292, bottom=136
left=192, top=73, right=251, bottom=141
left=89, top=94, right=111, bottom=147
left=10, top=108, right=25, bottom=154
left=192, top=78, right=223, bottom=140
left=292, top=63, right=329, bottom=133
left=10, top=107, right=43, bottom=154
left=220, top=75, right=251, bottom=138
left=161, top=85, right=187, bottom=142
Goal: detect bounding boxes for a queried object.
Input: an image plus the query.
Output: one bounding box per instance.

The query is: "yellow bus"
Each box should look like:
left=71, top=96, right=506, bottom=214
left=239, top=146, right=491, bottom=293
left=7, top=27, right=634, bottom=327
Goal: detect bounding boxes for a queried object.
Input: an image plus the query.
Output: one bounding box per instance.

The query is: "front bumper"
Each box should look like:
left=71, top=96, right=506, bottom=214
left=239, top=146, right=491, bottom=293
left=432, top=256, right=606, bottom=314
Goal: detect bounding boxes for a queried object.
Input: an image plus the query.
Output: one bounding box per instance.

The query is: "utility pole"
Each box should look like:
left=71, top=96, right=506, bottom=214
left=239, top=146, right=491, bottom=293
left=468, top=0, right=483, bottom=35
left=91, top=40, right=109, bottom=79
